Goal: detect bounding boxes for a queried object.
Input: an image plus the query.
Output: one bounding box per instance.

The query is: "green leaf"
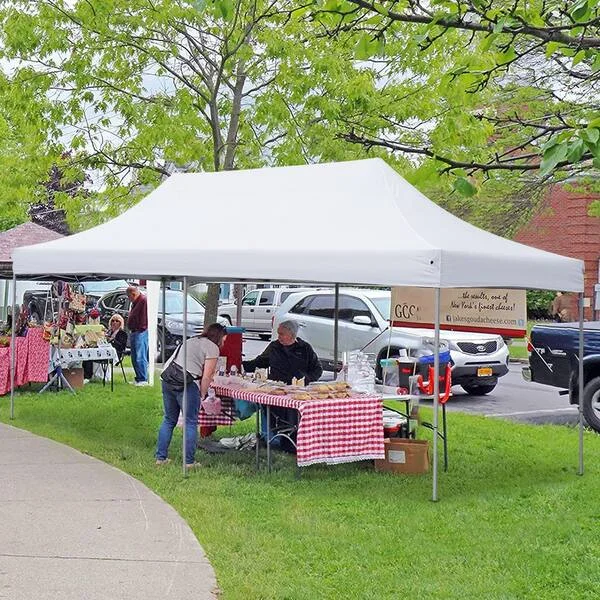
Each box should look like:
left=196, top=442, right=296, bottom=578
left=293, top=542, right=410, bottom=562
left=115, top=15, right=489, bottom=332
left=566, top=139, right=586, bottom=163
left=498, top=46, right=517, bottom=65
left=571, top=0, right=590, bottom=22
left=541, top=137, right=560, bottom=153
left=493, top=17, right=506, bottom=34
left=539, top=141, right=569, bottom=176
left=216, top=0, right=233, bottom=20
left=572, top=50, right=586, bottom=66
left=587, top=117, right=600, bottom=129
left=589, top=200, right=600, bottom=217
left=592, top=53, right=600, bottom=72
left=354, top=33, right=377, bottom=60
left=453, top=176, right=477, bottom=197
left=581, top=128, right=600, bottom=145
left=479, top=33, right=497, bottom=52
left=545, top=41, right=560, bottom=58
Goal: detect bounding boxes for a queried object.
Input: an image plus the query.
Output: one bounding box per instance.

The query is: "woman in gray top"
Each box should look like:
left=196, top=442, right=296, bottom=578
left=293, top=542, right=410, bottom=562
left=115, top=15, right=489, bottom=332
left=156, top=323, right=227, bottom=468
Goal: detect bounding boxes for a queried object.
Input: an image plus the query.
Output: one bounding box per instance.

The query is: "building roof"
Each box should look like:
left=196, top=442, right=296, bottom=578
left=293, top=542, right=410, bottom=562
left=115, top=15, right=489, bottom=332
left=0, top=222, right=64, bottom=276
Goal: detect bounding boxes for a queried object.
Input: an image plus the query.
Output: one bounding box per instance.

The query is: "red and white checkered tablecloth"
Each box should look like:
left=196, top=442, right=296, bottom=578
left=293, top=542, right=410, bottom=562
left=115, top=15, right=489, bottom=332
left=207, top=384, right=385, bottom=467
left=199, top=396, right=237, bottom=427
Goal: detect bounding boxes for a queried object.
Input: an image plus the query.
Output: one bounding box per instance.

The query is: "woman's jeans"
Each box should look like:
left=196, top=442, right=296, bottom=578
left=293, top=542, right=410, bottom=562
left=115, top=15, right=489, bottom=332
left=156, top=381, right=200, bottom=465
left=130, top=330, right=149, bottom=383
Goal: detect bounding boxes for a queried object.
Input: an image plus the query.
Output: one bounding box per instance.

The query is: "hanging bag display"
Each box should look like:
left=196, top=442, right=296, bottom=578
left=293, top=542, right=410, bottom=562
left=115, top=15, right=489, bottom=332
left=68, top=293, right=86, bottom=312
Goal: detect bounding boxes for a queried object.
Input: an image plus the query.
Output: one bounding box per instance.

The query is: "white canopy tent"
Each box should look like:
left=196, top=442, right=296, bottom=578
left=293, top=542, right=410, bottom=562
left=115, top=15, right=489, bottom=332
left=10, top=158, right=586, bottom=499
left=12, top=158, right=582, bottom=289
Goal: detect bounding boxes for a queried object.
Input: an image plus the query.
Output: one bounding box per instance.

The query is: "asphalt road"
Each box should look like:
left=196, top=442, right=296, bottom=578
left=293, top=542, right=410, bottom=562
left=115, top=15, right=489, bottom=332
left=437, top=363, right=581, bottom=427
left=241, top=335, right=581, bottom=428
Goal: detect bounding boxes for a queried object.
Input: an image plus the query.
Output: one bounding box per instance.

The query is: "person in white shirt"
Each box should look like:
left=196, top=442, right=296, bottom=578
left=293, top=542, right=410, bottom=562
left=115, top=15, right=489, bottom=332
left=155, top=323, right=227, bottom=468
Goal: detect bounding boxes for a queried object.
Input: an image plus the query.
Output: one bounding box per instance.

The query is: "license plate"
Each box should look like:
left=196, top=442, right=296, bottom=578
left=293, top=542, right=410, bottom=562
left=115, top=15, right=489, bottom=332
left=477, top=367, right=493, bottom=377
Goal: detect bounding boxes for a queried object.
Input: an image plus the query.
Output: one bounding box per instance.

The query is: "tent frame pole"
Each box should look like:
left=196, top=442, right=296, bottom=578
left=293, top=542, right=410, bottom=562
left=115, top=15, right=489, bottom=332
left=161, top=279, right=167, bottom=363
left=578, top=292, right=584, bottom=475
left=182, top=276, right=188, bottom=476
left=333, top=284, right=339, bottom=376
left=432, top=287, right=441, bottom=502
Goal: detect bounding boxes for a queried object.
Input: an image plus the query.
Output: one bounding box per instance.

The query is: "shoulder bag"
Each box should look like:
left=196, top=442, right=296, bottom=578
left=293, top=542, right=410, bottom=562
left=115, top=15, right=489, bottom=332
left=160, top=343, right=199, bottom=391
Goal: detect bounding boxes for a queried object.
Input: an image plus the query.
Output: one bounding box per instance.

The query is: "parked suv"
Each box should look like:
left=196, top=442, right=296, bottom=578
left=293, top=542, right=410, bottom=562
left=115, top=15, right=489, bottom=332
left=98, top=288, right=228, bottom=359
left=273, top=288, right=510, bottom=396
left=219, top=287, right=314, bottom=339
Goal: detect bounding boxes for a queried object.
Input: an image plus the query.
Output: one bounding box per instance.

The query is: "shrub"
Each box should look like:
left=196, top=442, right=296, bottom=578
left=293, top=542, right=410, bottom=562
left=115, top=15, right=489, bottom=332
left=527, top=289, right=555, bottom=320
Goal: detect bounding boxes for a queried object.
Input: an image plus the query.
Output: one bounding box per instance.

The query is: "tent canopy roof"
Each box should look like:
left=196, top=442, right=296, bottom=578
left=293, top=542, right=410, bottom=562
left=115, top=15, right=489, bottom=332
left=12, top=159, right=584, bottom=291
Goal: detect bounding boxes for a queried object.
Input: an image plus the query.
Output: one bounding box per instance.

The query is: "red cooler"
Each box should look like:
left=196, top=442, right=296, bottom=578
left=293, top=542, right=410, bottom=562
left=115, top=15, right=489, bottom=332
left=220, top=326, right=244, bottom=372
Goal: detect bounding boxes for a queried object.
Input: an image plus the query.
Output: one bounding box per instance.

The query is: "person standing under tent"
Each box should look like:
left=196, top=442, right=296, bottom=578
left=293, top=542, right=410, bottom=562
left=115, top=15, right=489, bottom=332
left=155, top=323, right=227, bottom=468
left=127, top=285, right=149, bottom=385
left=242, top=320, right=323, bottom=451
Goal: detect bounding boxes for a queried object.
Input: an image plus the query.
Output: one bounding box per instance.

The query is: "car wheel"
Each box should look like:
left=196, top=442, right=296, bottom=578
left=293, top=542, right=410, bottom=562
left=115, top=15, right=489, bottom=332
left=156, top=337, right=171, bottom=363
left=258, top=333, right=270, bottom=341
left=461, top=383, right=497, bottom=396
left=220, top=315, right=232, bottom=326
left=582, top=377, right=600, bottom=433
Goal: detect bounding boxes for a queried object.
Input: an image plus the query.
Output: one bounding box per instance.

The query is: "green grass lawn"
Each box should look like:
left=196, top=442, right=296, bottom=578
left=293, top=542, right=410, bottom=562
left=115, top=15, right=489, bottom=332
left=2, top=381, right=600, bottom=599
left=508, top=320, right=554, bottom=361
left=508, top=341, right=528, bottom=361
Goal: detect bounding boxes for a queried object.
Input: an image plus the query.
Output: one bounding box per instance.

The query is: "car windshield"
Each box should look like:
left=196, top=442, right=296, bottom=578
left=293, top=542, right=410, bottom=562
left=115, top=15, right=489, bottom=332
left=83, top=280, right=129, bottom=294
left=370, top=296, right=391, bottom=320
left=160, top=292, right=204, bottom=314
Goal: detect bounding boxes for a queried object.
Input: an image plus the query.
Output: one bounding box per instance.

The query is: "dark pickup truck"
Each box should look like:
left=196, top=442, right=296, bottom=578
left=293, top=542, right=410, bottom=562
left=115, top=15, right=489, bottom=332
left=524, top=322, right=600, bottom=433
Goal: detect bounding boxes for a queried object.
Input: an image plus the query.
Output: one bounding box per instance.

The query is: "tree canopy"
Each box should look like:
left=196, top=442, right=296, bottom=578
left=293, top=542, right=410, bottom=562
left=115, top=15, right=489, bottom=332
left=0, top=0, right=381, bottom=231
left=1, top=0, right=596, bottom=238
left=312, top=0, right=600, bottom=194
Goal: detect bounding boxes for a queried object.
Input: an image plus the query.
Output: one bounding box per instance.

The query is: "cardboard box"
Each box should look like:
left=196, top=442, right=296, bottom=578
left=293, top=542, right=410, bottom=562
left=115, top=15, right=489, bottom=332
left=63, top=367, right=84, bottom=390
left=375, top=438, right=429, bottom=474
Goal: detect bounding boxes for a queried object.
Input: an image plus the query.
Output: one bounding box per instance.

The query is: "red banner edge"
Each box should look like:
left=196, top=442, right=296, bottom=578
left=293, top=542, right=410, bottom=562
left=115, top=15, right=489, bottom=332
left=390, top=321, right=526, bottom=338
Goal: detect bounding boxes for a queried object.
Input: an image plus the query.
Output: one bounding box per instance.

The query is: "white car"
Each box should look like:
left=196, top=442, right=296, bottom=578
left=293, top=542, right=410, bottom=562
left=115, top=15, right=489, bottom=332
left=219, top=287, right=314, bottom=339
left=273, top=288, right=510, bottom=396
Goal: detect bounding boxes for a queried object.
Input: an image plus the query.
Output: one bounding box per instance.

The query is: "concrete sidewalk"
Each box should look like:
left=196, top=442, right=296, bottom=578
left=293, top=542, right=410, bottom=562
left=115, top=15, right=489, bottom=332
left=0, top=423, right=218, bottom=600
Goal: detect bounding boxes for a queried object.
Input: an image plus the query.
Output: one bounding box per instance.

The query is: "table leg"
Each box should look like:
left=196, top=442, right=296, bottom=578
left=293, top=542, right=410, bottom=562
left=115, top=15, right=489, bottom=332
left=266, top=404, right=271, bottom=474
left=40, top=366, right=75, bottom=395
left=255, top=406, right=260, bottom=470
left=442, top=403, right=448, bottom=472
left=111, top=361, right=114, bottom=392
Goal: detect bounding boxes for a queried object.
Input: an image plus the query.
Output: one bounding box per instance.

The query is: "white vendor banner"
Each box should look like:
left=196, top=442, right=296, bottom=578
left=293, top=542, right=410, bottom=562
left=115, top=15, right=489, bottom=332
left=390, top=287, right=527, bottom=338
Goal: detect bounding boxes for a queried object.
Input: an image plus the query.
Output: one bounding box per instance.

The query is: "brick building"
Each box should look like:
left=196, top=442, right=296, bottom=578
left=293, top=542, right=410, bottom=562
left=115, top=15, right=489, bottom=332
left=513, top=185, right=600, bottom=319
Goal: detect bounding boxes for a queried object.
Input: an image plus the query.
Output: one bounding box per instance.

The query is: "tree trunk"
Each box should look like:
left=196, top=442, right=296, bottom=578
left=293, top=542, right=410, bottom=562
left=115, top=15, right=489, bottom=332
left=204, top=64, right=247, bottom=329
left=203, top=283, right=221, bottom=328
left=234, top=283, right=244, bottom=326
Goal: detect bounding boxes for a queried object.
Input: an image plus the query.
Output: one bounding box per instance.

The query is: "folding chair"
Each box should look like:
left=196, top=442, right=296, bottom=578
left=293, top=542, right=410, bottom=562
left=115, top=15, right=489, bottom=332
left=100, top=354, right=128, bottom=388
left=114, top=355, right=128, bottom=383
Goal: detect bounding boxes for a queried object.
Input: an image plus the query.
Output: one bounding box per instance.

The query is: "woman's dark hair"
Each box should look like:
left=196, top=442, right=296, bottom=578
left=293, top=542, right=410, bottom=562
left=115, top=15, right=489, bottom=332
left=201, top=323, right=227, bottom=346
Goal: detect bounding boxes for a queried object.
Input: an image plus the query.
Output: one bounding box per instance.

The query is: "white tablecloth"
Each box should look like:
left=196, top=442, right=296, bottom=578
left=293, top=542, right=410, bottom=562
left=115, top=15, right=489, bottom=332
left=51, top=346, right=118, bottom=369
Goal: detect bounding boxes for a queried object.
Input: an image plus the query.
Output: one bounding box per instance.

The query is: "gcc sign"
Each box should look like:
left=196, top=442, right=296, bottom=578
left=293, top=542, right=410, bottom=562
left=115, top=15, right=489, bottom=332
left=394, top=302, right=417, bottom=320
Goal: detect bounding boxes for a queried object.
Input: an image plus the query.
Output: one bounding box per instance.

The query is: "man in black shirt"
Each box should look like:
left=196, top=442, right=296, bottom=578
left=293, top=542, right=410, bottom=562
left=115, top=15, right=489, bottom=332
left=243, top=320, right=322, bottom=451
left=243, top=320, right=322, bottom=385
